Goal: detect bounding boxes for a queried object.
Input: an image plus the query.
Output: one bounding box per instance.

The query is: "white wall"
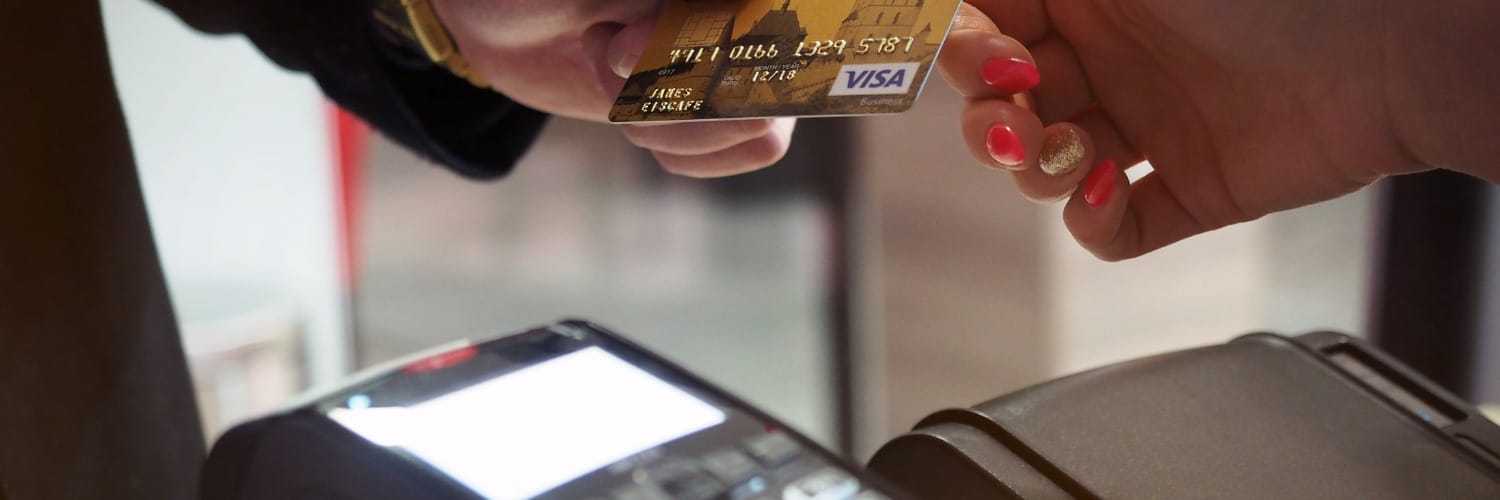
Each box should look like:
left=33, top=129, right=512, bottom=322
left=1478, top=185, right=1500, bottom=404
left=1043, top=182, right=1377, bottom=374
left=102, top=0, right=349, bottom=388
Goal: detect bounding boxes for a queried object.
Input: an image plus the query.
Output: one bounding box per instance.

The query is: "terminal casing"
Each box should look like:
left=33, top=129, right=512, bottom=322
left=868, top=333, right=1500, bottom=499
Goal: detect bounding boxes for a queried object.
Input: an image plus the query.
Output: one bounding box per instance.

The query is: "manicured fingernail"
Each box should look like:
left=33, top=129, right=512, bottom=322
left=1083, top=159, right=1117, bottom=207
left=986, top=124, right=1025, bottom=168
left=1039, top=128, right=1085, bottom=176
left=982, top=57, right=1040, bottom=93
left=612, top=51, right=641, bottom=78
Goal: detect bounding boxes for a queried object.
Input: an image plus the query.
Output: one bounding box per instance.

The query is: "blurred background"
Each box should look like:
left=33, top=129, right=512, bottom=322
left=104, top=0, right=1500, bottom=458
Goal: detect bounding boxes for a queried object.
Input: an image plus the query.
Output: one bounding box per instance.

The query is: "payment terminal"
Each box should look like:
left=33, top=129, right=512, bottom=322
left=201, top=320, right=895, bottom=500
left=868, top=332, right=1500, bottom=499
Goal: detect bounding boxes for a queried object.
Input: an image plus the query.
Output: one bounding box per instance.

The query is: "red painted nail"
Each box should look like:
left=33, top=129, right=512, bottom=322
left=986, top=124, right=1025, bottom=167
left=1083, top=159, right=1117, bottom=207
left=982, top=57, right=1040, bottom=93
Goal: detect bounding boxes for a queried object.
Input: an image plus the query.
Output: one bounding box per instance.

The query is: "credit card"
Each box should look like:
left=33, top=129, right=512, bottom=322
left=609, top=0, right=962, bottom=123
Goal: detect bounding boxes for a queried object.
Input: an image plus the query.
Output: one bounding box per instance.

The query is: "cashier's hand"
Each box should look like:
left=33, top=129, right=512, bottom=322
left=431, top=0, right=795, bottom=178
left=938, top=0, right=1429, bottom=260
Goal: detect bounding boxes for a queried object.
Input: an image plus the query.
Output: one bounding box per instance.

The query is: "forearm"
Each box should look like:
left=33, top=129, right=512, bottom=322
left=1383, top=0, right=1500, bottom=183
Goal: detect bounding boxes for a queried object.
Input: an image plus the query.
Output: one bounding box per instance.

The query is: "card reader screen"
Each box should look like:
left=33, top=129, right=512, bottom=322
left=328, top=347, right=727, bottom=499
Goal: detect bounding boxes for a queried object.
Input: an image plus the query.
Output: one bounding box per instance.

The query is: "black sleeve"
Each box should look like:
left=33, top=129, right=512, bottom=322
left=150, top=0, right=548, bottom=179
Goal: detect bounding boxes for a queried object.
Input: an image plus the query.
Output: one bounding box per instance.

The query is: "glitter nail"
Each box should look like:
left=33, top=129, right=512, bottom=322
left=1039, top=128, right=1085, bottom=177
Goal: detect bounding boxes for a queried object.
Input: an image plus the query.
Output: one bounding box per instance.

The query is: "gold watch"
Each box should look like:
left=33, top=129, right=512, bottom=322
left=370, top=0, right=489, bottom=88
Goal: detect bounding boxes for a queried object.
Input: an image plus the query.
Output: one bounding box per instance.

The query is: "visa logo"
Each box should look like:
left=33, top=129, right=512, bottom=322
left=828, top=63, right=921, bottom=96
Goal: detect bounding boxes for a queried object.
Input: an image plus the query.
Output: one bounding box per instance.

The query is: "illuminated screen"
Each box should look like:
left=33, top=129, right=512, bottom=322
left=329, top=347, right=727, bottom=499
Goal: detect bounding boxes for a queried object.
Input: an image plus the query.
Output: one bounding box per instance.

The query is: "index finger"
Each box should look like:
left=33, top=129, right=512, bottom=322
left=961, top=0, right=1050, bottom=45
left=937, top=3, right=1037, bottom=99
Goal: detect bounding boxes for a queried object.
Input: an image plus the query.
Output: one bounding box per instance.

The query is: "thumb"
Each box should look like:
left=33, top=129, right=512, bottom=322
left=606, top=15, right=658, bottom=79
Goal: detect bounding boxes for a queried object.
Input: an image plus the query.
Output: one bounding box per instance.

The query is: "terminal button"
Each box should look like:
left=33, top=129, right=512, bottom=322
left=782, top=467, right=860, bottom=500
left=645, top=460, right=726, bottom=500
left=700, top=449, right=761, bottom=486
left=743, top=432, right=802, bottom=468
left=610, top=483, right=672, bottom=500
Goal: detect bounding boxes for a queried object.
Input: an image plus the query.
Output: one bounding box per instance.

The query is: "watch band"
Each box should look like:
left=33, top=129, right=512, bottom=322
left=371, top=0, right=489, bottom=88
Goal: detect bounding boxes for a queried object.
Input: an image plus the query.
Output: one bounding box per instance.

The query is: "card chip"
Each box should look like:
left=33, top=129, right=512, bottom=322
left=677, top=11, right=734, bottom=47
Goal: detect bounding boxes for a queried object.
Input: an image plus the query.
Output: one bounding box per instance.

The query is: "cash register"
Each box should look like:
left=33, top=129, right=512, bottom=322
left=202, top=321, right=1500, bottom=499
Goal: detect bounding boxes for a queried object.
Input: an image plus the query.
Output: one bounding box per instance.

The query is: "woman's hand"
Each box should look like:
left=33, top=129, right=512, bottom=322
left=939, top=0, right=1429, bottom=260
left=432, top=0, right=794, bottom=177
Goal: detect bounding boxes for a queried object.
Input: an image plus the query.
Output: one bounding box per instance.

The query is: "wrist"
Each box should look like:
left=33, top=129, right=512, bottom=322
left=1381, top=0, right=1500, bottom=183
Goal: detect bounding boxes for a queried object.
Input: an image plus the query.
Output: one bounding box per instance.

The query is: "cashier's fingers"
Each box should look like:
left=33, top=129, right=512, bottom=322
left=621, top=118, right=778, bottom=156
left=962, top=98, right=1042, bottom=172
left=1072, top=107, right=1143, bottom=167
left=1027, top=36, right=1096, bottom=124
left=938, top=4, right=1038, bottom=99
left=963, top=100, right=1102, bottom=203
left=1021, top=123, right=1097, bottom=202
left=961, top=0, right=1050, bottom=45
left=941, top=2, right=1099, bottom=124
left=1063, top=167, right=1211, bottom=262
left=651, top=118, right=796, bottom=178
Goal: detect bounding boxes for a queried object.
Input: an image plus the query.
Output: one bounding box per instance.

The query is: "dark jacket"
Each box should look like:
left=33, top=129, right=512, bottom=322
left=154, top=0, right=548, bottom=178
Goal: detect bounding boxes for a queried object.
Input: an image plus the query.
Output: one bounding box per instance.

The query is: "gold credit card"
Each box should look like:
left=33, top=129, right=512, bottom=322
left=609, top=0, right=962, bottom=123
